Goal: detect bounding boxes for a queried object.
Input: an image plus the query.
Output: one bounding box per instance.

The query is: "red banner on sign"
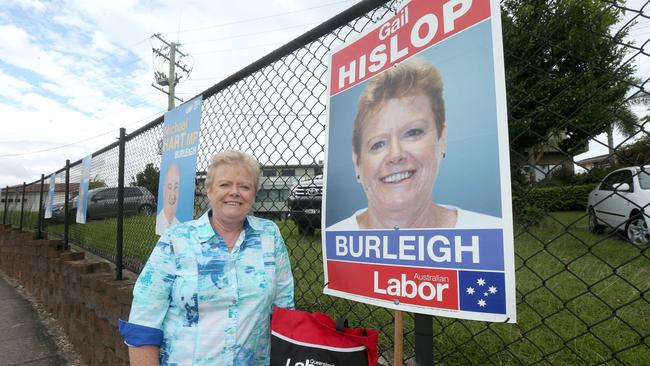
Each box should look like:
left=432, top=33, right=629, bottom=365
left=330, top=0, right=490, bottom=96
left=327, top=261, right=459, bottom=310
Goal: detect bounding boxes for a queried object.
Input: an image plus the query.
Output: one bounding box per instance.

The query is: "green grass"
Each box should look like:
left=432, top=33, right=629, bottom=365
left=280, top=212, right=649, bottom=365
left=4, top=209, right=649, bottom=364
left=1, top=210, right=40, bottom=230
left=45, top=215, right=158, bottom=271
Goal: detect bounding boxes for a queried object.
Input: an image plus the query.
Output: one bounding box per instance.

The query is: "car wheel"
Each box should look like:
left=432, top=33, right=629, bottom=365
left=588, top=209, right=604, bottom=234
left=138, top=205, right=154, bottom=216
left=625, top=214, right=650, bottom=245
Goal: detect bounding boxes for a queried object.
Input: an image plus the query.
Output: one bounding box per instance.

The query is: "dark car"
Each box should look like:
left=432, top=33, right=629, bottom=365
left=287, top=175, right=322, bottom=235
left=51, top=186, right=156, bottom=221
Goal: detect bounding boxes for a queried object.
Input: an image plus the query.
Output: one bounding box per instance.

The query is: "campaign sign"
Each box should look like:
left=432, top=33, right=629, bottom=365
left=44, top=173, right=56, bottom=219
left=76, top=155, right=92, bottom=224
left=155, top=96, right=202, bottom=235
left=322, top=0, right=516, bottom=322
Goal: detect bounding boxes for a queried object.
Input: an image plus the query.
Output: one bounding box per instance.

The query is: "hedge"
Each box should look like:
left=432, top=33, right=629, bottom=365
left=526, top=183, right=598, bottom=211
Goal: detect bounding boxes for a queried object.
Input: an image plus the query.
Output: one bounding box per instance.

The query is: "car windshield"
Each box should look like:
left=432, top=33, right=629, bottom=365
left=638, top=170, right=650, bottom=189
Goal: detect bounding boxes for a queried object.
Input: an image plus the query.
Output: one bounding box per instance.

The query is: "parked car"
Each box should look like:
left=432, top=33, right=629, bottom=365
left=50, top=186, right=156, bottom=222
left=587, top=166, right=650, bottom=245
left=287, top=175, right=322, bottom=235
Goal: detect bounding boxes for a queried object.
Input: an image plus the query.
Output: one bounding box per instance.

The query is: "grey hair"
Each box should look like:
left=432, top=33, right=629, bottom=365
left=205, top=150, right=261, bottom=192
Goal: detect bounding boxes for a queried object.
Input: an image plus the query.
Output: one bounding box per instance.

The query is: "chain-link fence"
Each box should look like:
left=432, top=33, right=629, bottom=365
left=2, top=0, right=649, bottom=364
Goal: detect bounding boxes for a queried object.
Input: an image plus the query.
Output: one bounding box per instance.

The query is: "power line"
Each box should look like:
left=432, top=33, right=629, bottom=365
left=183, top=21, right=321, bottom=45
left=0, top=110, right=165, bottom=158
left=193, top=41, right=285, bottom=56
left=159, top=0, right=355, bottom=36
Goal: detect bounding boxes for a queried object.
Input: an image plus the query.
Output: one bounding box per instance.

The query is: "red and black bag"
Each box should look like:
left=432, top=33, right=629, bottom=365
left=271, top=307, right=379, bottom=366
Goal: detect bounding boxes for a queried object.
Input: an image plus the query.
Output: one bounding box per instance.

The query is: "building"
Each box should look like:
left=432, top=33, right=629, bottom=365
left=576, top=153, right=613, bottom=171
left=1, top=183, right=80, bottom=213
left=523, top=132, right=587, bottom=183
left=193, top=164, right=322, bottom=220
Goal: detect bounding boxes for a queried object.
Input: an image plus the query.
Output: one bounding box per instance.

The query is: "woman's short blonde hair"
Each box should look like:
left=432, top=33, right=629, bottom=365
left=205, top=150, right=261, bottom=192
left=352, top=57, right=445, bottom=159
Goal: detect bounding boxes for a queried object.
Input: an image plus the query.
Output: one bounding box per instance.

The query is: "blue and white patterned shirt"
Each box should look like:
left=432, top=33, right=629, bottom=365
left=119, top=210, right=295, bottom=365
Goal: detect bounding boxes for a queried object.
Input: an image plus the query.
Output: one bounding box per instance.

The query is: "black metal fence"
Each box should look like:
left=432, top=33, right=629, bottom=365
left=2, top=0, right=649, bottom=364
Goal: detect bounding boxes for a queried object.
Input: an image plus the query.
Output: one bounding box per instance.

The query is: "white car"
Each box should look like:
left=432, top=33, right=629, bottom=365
left=587, top=166, right=650, bottom=245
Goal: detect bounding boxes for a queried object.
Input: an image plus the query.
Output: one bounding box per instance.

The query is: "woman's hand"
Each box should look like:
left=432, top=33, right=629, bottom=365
left=129, top=345, right=160, bottom=366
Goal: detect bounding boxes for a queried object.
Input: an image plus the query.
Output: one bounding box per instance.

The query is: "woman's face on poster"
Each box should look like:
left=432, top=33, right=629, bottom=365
left=354, top=93, right=446, bottom=212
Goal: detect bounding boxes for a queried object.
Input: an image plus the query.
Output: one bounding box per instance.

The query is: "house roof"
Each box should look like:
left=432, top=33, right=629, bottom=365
left=1, top=183, right=80, bottom=194
left=576, top=153, right=611, bottom=165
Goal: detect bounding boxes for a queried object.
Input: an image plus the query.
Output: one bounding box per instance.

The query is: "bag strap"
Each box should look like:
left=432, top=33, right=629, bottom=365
left=335, top=317, right=369, bottom=336
left=335, top=318, right=348, bottom=331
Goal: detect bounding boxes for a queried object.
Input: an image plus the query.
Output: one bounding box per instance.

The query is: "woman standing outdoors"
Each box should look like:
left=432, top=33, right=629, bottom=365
left=119, top=150, right=295, bottom=365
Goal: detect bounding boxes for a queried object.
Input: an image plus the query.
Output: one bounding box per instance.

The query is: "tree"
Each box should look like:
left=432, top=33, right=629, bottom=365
left=502, top=0, right=636, bottom=166
left=607, top=86, right=650, bottom=165
left=619, top=134, right=650, bottom=165
left=131, top=163, right=160, bottom=196
left=89, top=176, right=107, bottom=189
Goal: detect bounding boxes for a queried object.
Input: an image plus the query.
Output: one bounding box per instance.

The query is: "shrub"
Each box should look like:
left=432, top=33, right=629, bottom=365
left=527, top=184, right=597, bottom=211
left=512, top=172, right=546, bottom=226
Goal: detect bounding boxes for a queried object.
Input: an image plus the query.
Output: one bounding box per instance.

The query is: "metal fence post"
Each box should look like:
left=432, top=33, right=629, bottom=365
left=116, top=128, right=126, bottom=280
left=415, top=314, right=433, bottom=366
left=3, top=185, right=9, bottom=225
left=19, top=182, right=26, bottom=231
left=37, top=174, right=44, bottom=239
left=64, top=160, right=70, bottom=251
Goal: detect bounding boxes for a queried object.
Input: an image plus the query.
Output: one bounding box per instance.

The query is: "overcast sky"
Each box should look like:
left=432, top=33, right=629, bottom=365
left=0, top=0, right=361, bottom=188
left=1, top=0, right=649, bottom=188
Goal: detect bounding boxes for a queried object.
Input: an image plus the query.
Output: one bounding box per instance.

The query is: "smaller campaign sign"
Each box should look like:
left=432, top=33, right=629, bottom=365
left=156, top=96, right=203, bottom=235
left=44, top=174, right=56, bottom=219
left=76, top=155, right=92, bottom=224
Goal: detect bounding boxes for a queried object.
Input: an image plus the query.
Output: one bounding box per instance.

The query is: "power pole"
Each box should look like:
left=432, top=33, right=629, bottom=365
left=151, top=33, right=192, bottom=110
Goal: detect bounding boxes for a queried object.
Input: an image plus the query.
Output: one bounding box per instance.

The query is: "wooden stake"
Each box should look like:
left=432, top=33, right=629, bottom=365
left=394, top=310, right=403, bottom=366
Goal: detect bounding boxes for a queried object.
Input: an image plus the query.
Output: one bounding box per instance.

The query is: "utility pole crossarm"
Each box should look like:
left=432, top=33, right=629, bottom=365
left=151, top=48, right=191, bottom=74
left=152, top=33, right=187, bottom=57
left=151, top=83, right=184, bottom=102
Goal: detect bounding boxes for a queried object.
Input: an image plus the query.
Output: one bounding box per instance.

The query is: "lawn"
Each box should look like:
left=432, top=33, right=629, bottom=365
left=4, top=209, right=649, bottom=365
left=284, top=212, right=650, bottom=365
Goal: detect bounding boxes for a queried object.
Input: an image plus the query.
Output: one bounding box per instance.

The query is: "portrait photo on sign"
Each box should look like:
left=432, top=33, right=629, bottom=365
left=325, top=20, right=503, bottom=230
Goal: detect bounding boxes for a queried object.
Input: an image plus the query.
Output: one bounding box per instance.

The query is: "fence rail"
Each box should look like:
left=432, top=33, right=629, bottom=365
left=2, top=0, right=649, bottom=364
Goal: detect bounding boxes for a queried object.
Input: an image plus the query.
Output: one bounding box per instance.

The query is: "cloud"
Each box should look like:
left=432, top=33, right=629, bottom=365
left=0, top=71, right=32, bottom=99
left=0, top=0, right=361, bottom=188
left=5, top=0, right=46, bottom=12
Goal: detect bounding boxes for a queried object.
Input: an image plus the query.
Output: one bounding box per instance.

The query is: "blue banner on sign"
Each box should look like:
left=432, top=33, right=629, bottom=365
left=458, top=270, right=506, bottom=314
left=326, top=229, right=504, bottom=271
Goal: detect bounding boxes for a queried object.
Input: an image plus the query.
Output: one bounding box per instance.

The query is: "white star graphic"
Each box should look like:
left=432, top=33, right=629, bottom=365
left=488, top=286, right=497, bottom=294
left=484, top=292, right=489, bottom=297
left=466, top=287, right=475, bottom=295
left=478, top=299, right=487, bottom=307
left=477, top=278, right=486, bottom=286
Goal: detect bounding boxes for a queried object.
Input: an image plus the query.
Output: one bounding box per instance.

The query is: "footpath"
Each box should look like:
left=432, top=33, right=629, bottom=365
left=0, top=275, right=68, bottom=366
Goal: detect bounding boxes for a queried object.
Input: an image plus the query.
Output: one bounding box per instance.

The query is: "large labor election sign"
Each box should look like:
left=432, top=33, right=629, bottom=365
left=322, top=0, right=516, bottom=322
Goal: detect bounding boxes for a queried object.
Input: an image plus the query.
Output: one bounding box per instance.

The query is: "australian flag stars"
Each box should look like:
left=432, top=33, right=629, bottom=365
left=458, top=271, right=506, bottom=314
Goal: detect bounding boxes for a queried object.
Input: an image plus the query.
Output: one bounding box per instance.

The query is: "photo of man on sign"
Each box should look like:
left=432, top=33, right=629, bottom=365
left=156, top=163, right=181, bottom=234
left=329, top=57, right=501, bottom=230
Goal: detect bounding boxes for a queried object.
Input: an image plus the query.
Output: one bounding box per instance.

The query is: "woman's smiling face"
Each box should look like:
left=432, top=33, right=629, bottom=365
left=354, top=93, right=446, bottom=213
left=207, top=164, right=256, bottom=225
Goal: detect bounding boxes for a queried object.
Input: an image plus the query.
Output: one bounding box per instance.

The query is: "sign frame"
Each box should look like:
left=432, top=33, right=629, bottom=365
left=321, top=0, right=516, bottom=323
